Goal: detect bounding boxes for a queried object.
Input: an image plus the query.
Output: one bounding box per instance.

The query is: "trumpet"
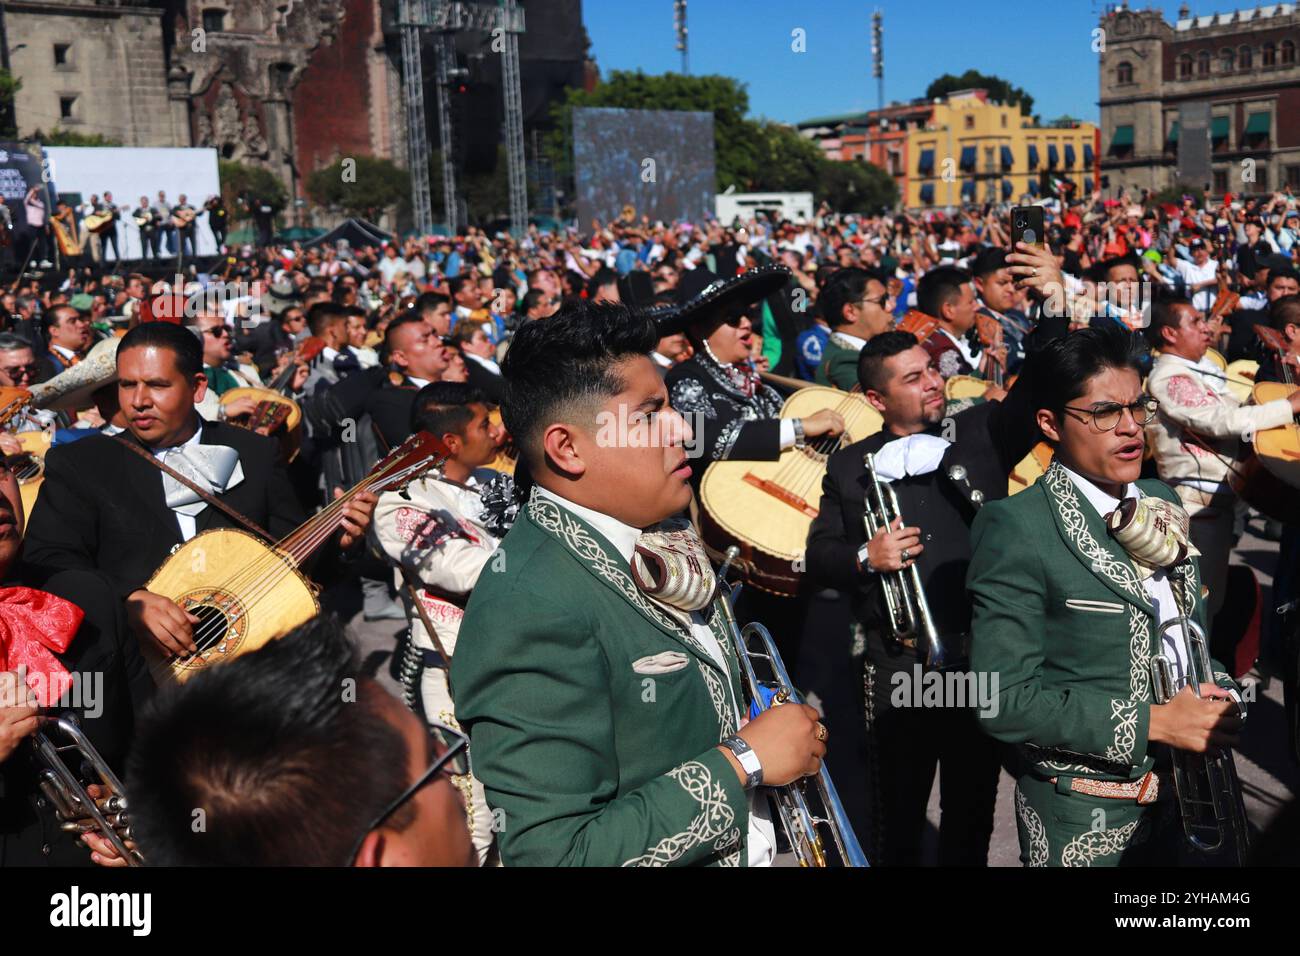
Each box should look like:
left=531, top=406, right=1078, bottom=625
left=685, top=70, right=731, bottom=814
left=32, top=715, right=143, bottom=866
left=1150, top=591, right=1251, bottom=866
left=862, top=452, right=950, bottom=669
left=716, top=547, right=869, bottom=867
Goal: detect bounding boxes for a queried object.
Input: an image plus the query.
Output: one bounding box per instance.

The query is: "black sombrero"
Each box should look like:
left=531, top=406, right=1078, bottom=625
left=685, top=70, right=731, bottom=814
left=653, top=264, right=791, bottom=337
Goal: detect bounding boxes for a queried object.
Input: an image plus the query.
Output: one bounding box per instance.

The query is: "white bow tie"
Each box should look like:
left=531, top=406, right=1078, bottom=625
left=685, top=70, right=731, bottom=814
left=872, top=433, right=952, bottom=482
left=159, top=444, right=244, bottom=517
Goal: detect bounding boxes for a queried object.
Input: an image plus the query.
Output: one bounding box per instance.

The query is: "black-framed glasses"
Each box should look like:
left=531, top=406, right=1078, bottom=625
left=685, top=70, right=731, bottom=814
left=1062, top=397, right=1157, bottom=431
left=860, top=292, right=895, bottom=309
left=344, top=722, right=469, bottom=866
left=204, top=325, right=231, bottom=338
left=0, top=364, right=37, bottom=379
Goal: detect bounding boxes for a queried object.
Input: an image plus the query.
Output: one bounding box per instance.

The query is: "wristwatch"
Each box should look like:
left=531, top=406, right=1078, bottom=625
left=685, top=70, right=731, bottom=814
left=856, top=542, right=875, bottom=573
left=720, top=735, right=763, bottom=790
left=792, top=418, right=807, bottom=449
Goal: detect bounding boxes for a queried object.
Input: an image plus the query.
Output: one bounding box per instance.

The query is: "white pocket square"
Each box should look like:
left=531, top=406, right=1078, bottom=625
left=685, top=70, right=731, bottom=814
left=1065, top=598, right=1125, bottom=614
left=632, top=651, right=690, bottom=674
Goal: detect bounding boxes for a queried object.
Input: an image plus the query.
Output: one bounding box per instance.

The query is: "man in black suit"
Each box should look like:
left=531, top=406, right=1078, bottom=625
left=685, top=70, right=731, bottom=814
left=23, top=322, right=376, bottom=661
left=242, top=304, right=306, bottom=381
left=451, top=321, right=504, bottom=405
left=364, top=313, right=453, bottom=450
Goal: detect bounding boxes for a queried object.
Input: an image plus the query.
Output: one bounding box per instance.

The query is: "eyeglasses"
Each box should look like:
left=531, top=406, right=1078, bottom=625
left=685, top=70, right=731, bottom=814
left=344, top=721, right=469, bottom=866
left=1061, top=397, right=1157, bottom=431
left=860, top=292, right=895, bottom=309
left=203, top=326, right=231, bottom=338
left=0, top=364, right=37, bottom=379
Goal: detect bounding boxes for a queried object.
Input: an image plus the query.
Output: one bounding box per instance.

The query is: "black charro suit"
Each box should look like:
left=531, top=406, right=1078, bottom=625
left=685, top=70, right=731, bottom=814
left=803, top=317, right=1061, bottom=866
left=23, top=420, right=306, bottom=602
left=463, top=355, right=505, bottom=405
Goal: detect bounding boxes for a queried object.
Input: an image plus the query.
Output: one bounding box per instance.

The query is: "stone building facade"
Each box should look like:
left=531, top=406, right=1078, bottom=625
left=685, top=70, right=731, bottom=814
left=1099, top=2, right=1300, bottom=196
left=5, top=0, right=188, bottom=147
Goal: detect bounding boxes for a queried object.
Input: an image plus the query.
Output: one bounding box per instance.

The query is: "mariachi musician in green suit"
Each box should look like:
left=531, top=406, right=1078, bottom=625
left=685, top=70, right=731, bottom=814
left=968, top=324, right=1247, bottom=867
left=450, top=301, right=828, bottom=866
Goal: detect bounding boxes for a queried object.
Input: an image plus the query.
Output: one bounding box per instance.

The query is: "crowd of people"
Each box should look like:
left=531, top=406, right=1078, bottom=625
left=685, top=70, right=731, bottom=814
left=0, top=181, right=1298, bottom=868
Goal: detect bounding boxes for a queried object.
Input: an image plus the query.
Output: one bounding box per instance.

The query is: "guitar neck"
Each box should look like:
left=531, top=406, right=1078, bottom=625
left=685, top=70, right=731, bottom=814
left=274, top=455, right=431, bottom=566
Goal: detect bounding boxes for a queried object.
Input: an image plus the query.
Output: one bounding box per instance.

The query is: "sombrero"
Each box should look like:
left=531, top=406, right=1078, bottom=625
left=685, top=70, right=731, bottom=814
left=654, top=264, right=791, bottom=337
left=29, top=335, right=121, bottom=411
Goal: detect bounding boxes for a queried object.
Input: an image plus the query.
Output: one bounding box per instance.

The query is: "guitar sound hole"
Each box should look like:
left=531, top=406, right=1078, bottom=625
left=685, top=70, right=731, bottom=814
left=190, top=604, right=231, bottom=655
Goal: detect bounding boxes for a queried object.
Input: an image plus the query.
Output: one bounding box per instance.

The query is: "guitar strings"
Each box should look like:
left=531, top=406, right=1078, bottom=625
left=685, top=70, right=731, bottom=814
left=174, top=463, right=417, bottom=670
left=161, top=454, right=432, bottom=676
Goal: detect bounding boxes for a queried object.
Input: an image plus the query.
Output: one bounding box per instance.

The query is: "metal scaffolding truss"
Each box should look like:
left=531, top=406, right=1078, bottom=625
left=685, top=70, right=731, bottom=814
left=397, top=0, right=528, bottom=236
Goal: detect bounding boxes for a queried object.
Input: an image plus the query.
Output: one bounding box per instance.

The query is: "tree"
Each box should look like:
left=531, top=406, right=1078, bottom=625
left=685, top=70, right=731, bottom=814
left=218, top=160, right=288, bottom=221
left=926, top=70, right=1034, bottom=116
left=818, top=160, right=898, bottom=214
left=749, top=122, right=822, bottom=193
left=0, top=69, right=20, bottom=139
left=29, top=127, right=122, bottom=147
left=307, top=155, right=409, bottom=221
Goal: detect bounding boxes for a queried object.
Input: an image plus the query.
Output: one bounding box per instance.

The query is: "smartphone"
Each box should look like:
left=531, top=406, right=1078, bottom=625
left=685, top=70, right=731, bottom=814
left=1010, top=205, right=1046, bottom=250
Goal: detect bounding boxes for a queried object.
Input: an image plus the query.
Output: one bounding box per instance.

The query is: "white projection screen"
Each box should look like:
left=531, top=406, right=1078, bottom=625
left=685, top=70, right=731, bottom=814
left=44, top=147, right=223, bottom=258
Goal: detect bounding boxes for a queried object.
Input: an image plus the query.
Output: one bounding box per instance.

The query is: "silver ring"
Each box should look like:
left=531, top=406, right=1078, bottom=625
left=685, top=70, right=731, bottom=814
left=1031, top=267, right=1038, bottom=277
left=901, top=549, right=911, bottom=562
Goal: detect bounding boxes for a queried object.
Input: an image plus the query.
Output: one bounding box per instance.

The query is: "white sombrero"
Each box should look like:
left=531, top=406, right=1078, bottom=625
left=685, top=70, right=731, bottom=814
left=29, top=336, right=121, bottom=411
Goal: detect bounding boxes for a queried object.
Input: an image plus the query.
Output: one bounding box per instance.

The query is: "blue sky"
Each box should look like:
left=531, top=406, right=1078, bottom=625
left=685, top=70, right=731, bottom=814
left=582, top=1, right=1228, bottom=125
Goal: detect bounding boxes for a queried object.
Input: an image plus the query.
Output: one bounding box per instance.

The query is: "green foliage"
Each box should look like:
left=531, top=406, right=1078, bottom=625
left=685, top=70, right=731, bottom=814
left=30, top=127, right=122, bottom=147
left=307, top=155, right=410, bottom=220
left=218, top=160, right=288, bottom=221
left=0, top=70, right=20, bottom=138
left=818, top=160, right=898, bottom=214
left=926, top=71, right=1035, bottom=116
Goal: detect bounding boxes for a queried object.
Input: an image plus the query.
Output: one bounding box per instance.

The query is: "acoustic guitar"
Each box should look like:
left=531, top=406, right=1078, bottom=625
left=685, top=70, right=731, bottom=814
left=171, top=207, right=197, bottom=229
left=83, top=209, right=117, bottom=234
left=145, top=430, right=449, bottom=683
left=698, top=385, right=883, bottom=596
left=219, top=338, right=325, bottom=461
left=1222, top=325, right=1300, bottom=522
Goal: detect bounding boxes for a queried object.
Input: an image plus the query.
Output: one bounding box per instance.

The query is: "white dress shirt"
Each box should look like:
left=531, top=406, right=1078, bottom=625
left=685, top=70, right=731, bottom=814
left=535, top=486, right=776, bottom=866
left=1060, top=465, right=1189, bottom=682
left=152, top=426, right=206, bottom=542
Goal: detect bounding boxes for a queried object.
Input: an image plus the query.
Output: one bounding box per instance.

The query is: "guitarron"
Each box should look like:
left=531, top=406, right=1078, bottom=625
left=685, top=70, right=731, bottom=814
left=146, top=431, right=448, bottom=682
left=699, top=385, right=882, bottom=596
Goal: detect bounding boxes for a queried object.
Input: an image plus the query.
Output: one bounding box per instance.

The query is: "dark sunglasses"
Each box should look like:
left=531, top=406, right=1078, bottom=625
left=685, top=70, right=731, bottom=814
left=344, top=722, right=469, bottom=866
left=204, top=325, right=232, bottom=338
left=0, top=364, right=38, bottom=378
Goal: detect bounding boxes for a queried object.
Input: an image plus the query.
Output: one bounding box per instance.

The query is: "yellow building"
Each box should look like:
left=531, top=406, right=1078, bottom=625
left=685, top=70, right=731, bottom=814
left=907, top=90, right=1100, bottom=209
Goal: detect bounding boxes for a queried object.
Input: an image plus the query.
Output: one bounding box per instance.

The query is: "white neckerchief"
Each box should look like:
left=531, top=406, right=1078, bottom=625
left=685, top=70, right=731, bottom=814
left=650, top=351, right=673, bottom=369
left=322, top=345, right=339, bottom=362
left=52, top=345, right=79, bottom=362
left=534, top=485, right=774, bottom=867
left=151, top=423, right=245, bottom=542
left=1059, top=464, right=1188, bottom=681
left=464, top=351, right=501, bottom=375
left=939, top=327, right=980, bottom=370
left=872, top=432, right=952, bottom=481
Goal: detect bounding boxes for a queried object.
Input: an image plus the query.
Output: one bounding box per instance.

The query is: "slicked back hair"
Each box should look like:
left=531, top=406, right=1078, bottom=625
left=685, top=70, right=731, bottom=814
left=1031, top=322, right=1144, bottom=419
left=916, top=266, right=970, bottom=320
left=500, top=300, right=657, bottom=469
left=125, top=616, right=412, bottom=866
left=119, top=320, right=203, bottom=379
left=858, top=330, right=919, bottom=394
left=820, top=267, right=886, bottom=329
left=411, top=380, right=488, bottom=437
